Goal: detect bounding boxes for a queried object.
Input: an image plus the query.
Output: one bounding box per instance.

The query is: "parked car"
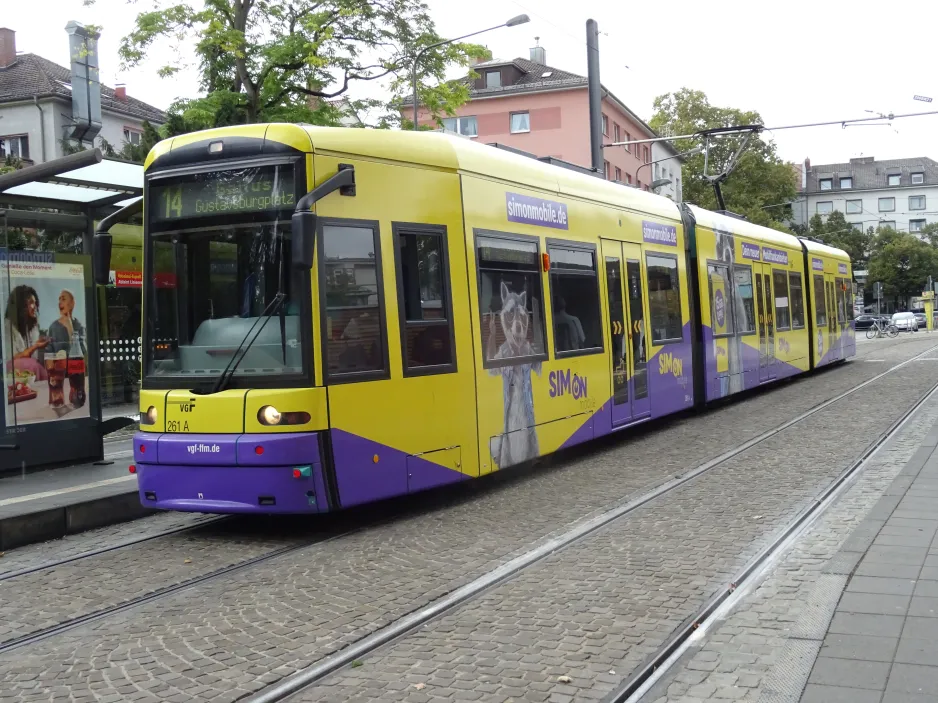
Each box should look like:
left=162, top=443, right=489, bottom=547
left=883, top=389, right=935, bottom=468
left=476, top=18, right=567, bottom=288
left=892, top=312, right=919, bottom=331
left=854, top=315, right=886, bottom=330
left=914, top=312, right=928, bottom=329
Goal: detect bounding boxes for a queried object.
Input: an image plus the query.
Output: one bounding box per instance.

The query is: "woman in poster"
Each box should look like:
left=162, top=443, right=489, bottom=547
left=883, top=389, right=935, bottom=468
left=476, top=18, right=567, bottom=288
left=4, top=285, right=49, bottom=380
left=47, top=290, right=86, bottom=355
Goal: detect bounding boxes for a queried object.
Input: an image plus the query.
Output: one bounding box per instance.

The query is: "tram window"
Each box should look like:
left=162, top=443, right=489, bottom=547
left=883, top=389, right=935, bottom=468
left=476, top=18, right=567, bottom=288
left=733, top=265, right=756, bottom=334
left=395, top=227, right=454, bottom=373
left=707, top=263, right=734, bottom=336
left=772, top=270, right=791, bottom=330
left=646, top=253, right=683, bottom=343
left=836, top=278, right=846, bottom=324
left=813, top=275, right=827, bottom=326
left=477, top=233, right=547, bottom=367
left=322, top=224, right=387, bottom=378
left=548, top=244, right=603, bottom=355
left=789, top=272, right=805, bottom=329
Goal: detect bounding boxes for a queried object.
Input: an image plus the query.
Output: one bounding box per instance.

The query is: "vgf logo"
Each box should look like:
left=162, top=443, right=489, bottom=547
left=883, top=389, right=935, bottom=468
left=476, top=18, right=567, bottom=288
left=174, top=397, right=196, bottom=413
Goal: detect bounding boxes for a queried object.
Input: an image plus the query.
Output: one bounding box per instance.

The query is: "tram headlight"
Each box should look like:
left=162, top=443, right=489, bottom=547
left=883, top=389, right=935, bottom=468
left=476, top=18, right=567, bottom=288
left=141, top=406, right=158, bottom=425
left=259, top=405, right=282, bottom=425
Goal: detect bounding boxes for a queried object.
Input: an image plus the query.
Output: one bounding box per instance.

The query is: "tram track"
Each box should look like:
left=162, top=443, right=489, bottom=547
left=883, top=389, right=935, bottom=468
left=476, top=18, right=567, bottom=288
left=0, top=514, right=230, bottom=582
left=0, top=525, right=360, bottom=656
left=243, top=342, right=938, bottom=703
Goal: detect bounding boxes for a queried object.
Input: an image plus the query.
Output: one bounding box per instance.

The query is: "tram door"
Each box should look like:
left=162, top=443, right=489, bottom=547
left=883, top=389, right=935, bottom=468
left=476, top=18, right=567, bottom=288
left=826, top=277, right=843, bottom=361
left=754, top=265, right=776, bottom=382
left=602, top=240, right=650, bottom=428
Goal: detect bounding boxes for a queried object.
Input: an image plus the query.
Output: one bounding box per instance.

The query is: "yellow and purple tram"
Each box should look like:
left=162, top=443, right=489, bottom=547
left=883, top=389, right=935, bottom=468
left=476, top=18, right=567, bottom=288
left=93, top=124, right=854, bottom=514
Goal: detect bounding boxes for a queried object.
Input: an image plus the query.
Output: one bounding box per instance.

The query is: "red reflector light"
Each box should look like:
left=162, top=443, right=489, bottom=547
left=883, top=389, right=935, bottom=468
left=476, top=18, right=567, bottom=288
left=139, top=444, right=146, bottom=453
left=292, top=468, right=301, bottom=479
left=255, top=445, right=264, bottom=455
left=129, top=465, right=136, bottom=474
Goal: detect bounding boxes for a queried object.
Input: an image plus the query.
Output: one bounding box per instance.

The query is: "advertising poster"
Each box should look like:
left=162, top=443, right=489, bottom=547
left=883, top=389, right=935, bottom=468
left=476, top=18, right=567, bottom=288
left=0, top=252, right=91, bottom=426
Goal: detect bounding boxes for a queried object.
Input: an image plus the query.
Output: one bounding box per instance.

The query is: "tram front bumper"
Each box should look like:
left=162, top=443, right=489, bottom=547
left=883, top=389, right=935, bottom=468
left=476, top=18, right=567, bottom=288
left=132, top=431, right=328, bottom=514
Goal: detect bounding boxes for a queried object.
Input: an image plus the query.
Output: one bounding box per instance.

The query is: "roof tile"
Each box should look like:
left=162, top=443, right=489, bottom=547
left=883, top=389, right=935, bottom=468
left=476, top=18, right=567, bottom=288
left=0, top=54, right=166, bottom=124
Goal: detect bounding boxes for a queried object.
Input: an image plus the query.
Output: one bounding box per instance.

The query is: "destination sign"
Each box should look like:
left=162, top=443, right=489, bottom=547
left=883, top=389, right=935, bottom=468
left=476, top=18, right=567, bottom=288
left=149, top=164, right=295, bottom=225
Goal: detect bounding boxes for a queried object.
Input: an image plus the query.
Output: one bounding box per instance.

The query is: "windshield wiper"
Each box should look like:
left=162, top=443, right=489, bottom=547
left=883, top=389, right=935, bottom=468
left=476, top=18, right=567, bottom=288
left=207, top=291, right=286, bottom=394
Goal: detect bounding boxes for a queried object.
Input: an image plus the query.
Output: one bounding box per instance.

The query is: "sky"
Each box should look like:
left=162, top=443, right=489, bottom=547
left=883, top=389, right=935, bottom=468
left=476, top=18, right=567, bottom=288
left=5, top=0, right=937, bottom=166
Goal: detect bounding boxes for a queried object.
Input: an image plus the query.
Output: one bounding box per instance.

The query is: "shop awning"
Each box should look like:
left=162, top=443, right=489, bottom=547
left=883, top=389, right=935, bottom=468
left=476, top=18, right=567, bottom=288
left=0, top=149, right=142, bottom=209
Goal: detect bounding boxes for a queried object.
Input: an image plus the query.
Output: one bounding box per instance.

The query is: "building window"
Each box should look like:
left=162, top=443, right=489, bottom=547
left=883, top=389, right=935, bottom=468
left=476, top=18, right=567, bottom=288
left=910, top=195, right=926, bottom=211
left=394, top=227, right=454, bottom=372
left=912, top=172, right=924, bottom=184
left=602, top=114, right=608, bottom=136
left=626, top=173, right=632, bottom=184
left=477, top=234, right=547, bottom=367
left=819, top=178, right=832, bottom=190
left=887, top=174, right=901, bottom=186
left=910, top=219, right=926, bottom=233
left=0, top=134, right=29, bottom=160
left=123, top=128, right=142, bottom=145
left=845, top=199, right=862, bottom=214
left=548, top=244, right=603, bottom=355
left=646, top=253, right=684, bottom=343
left=509, top=112, right=530, bottom=134
left=614, top=123, right=620, bottom=142
left=604, top=160, right=610, bottom=180
left=817, top=201, right=833, bottom=214
left=614, top=166, right=622, bottom=182
left=643, top=146, right=649, bottom=163
left=637, top=180, right=642, bottom=189
left=485, top=71, right=501, bottom=88
left=625, top=132, right=631, bottom=152
left=441, top=116, right=478, bottom=137
left=840, top=177, right=852, bottom=189
left=878, top=197, right=895, bottom=212
left=880, top=221, right=896, bottom=230
left=850, top=222, right=864, bottom=232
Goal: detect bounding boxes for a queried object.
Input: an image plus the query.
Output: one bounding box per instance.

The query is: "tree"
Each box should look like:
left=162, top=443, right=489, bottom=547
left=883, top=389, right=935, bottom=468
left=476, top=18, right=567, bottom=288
left=867, top=230, right=938, bottom=303
left=804, top=210, right=871, bottom=268
left=648, top=89, right=797, bottom=230
left=110, top=0, right=489, bottom=130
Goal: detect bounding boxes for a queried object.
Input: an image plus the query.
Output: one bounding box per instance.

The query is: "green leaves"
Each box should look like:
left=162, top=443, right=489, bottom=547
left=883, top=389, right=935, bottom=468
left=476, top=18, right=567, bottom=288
left=649, top=88, right=797, bottom=228
left=867, top=230, right=938, bottom=300
left=117, top=0, right=483, bottom=131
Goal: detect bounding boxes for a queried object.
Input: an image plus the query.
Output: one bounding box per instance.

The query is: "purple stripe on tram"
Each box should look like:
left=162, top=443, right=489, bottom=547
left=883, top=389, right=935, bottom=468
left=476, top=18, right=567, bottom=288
left=330, top=428, right=466, bottom=508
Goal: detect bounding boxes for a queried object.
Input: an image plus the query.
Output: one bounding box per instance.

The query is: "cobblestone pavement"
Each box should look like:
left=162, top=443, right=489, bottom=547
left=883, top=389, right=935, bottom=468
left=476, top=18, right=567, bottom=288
left=0, top=513, right=211, bottom=576
left=295, top=364, right=938, bottom=703
left=640, top=377, right=938, bottom=703
left=0, top=519, right=314, bottom=645
left=0, top=338, right=935, bottom=702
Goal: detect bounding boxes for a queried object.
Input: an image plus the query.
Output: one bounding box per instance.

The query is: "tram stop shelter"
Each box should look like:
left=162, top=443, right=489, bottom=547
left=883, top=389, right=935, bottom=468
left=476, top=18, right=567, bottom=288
left=0, top=149, right=142, bottom=473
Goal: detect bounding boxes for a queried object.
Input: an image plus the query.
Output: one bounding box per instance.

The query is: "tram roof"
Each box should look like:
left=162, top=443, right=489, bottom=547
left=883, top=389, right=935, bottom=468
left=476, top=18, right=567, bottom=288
left=300, top=126, right=683, bottom=223
left=799, top=237, right=850, bottom=262
left=685, top=204, right=804, bottom=251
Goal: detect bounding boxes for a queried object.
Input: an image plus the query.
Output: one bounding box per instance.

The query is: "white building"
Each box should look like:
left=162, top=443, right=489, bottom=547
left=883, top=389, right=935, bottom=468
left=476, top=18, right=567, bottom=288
left=650, top=139, right=682, bottom=202
left=792, top=155, right=938, bottom=236
left=0, top=27, right=165, bottom=165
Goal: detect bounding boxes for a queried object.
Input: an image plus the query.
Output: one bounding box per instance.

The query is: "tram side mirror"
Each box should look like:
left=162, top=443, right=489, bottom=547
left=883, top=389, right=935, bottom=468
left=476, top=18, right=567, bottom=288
left=292, top=211, right=316, bottom=271
left=92, top=233, right=113, bottom=286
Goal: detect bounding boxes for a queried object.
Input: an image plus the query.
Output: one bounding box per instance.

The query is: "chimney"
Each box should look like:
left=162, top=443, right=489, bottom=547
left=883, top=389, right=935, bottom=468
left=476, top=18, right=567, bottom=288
left=530, top=39, right=546, bottom=64
left=471, top=55, right=485, bottom=65
left=804, top=157, right=810, bottom=171
left=0, top=28, right=16, bottom=68
left=115, top=83, right=126, bottom=100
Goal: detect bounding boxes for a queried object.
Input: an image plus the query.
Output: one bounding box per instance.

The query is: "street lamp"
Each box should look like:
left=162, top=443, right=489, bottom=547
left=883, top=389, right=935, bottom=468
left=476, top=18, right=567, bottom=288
left=412, top=14, right=530, bottom=130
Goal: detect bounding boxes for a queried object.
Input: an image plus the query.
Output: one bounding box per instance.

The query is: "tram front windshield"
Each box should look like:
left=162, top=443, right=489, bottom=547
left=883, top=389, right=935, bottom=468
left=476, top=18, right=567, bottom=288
left=144, top=163, right=308, bottom=386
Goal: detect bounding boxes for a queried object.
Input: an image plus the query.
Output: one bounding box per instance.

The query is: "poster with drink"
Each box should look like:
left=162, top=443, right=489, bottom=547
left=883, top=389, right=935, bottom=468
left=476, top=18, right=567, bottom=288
left=0, top=251, right=91, bottom=426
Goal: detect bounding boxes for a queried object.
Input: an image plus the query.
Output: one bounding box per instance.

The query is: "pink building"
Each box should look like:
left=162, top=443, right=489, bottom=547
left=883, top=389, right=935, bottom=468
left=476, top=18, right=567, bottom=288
left=408, top=47, right=657, bottom=190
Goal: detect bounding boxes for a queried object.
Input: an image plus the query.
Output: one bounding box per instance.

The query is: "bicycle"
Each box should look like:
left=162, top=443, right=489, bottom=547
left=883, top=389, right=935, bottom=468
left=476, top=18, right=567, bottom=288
left=866, top=318, right=899, bottom=339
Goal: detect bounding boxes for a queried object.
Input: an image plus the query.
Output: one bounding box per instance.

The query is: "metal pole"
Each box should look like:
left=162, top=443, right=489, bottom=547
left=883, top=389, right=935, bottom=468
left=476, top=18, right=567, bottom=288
left=586, top=19, right=603, bottom=174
